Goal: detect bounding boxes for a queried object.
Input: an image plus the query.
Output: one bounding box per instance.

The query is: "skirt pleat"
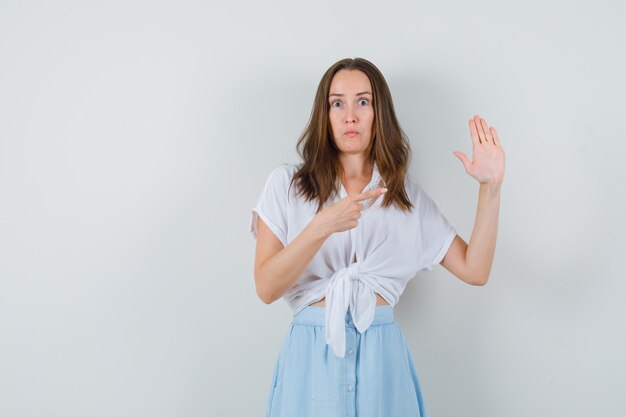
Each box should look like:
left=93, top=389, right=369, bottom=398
left=264, top=305, right=427, bottom=417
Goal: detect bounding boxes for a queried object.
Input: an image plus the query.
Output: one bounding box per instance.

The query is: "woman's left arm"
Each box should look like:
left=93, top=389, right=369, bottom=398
left=440, top=115, right=506, bottom=285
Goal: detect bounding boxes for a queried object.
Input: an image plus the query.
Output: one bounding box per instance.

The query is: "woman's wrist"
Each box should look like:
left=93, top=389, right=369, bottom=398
left=308, top=216, right=332, bottom=241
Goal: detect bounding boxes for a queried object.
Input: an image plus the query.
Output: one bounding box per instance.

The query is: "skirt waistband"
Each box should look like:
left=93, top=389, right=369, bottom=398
left=292, top=305, right=395, bottom=327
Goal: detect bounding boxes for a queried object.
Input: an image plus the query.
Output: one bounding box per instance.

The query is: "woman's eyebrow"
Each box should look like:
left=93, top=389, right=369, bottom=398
left=329, top=91, right=372, bottom=97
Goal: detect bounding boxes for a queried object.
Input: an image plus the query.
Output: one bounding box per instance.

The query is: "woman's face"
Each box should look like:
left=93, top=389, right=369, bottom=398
left=328, top=69, right=375, bottom=156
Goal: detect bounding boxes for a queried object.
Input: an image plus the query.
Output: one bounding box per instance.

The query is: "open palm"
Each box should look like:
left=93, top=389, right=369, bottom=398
left=453, top=115, right=506, bottom=184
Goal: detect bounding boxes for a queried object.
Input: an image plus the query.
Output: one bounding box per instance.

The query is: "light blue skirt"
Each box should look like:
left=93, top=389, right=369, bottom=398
left=264, top=305, right=427, bottom=417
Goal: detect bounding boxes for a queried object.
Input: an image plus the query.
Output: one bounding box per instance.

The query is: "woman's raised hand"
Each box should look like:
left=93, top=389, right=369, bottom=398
left=453, top=115, right=506, bottom=185
left=312, top=188, right=388, bottom=236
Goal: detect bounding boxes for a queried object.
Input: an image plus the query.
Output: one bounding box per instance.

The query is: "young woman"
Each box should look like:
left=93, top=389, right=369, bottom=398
left=250, top=57, right=505, bottom=417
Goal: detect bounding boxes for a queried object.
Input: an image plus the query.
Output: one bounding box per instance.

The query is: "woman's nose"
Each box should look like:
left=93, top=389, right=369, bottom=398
left=344, top=105, right=357, bottom=123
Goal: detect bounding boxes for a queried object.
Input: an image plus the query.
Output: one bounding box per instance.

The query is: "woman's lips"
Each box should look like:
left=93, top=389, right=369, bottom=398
left=345, top=131, right=359, bottom=137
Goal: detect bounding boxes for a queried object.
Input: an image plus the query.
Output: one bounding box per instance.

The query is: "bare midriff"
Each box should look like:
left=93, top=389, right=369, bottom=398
left=308, top=293, right=389, bottom=307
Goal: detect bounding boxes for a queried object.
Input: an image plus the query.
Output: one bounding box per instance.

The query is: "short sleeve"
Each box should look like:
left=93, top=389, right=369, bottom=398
left=415, top=184, right=458, bottom=272
left=249, top=165, right=290, bottom=247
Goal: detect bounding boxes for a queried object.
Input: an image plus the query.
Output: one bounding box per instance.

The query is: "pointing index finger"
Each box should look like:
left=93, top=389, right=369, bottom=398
left=353, top=187, right=388, bottom=202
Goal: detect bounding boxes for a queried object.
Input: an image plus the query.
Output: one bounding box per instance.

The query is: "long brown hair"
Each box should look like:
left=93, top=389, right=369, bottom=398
left=290, top=57, right=414, bottom=214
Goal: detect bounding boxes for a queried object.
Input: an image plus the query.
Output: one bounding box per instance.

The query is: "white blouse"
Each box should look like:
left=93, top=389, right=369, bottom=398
left=250, top=162, right=457, bottom=358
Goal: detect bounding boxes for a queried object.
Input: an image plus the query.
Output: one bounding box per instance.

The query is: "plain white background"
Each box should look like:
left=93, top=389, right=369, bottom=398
left=1, top=1, right=624, bottom=416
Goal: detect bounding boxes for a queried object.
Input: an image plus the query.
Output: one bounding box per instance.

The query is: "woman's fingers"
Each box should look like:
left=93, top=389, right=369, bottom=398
left=490, top=126, right=501, bottom=147
left=474, top=115, right=487, bottom=143
left=469, top=118, right=481, bottom=146
left=470, top=115, right=496, bottom=145
left=354, top=188, right=387, bottom=203
left=480, top=117, right=493, bottom=143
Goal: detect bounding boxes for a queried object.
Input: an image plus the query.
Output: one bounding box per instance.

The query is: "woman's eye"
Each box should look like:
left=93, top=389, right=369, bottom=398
left=359, top=98, right=369, bottom=105
left=330, top=100, right=342, bottom=108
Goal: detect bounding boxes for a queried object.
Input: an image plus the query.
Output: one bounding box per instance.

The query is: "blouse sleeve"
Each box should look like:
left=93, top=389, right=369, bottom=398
left=249, top=165, right=290, bottom=247
left=415, top=184, right=458, bottom=272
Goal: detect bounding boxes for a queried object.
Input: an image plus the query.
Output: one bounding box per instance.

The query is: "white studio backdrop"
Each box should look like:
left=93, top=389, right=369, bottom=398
left=0, top=1, right=624, bottom=416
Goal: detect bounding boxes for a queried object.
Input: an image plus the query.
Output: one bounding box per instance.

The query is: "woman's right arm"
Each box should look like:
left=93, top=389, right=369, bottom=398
left=253, top=217, right=330, bottom=304
left=253, top=187, right=387, bottom=304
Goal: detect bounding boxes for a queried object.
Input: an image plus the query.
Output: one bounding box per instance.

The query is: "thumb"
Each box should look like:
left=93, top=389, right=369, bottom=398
left=452, top=151, right=471, bottom=173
